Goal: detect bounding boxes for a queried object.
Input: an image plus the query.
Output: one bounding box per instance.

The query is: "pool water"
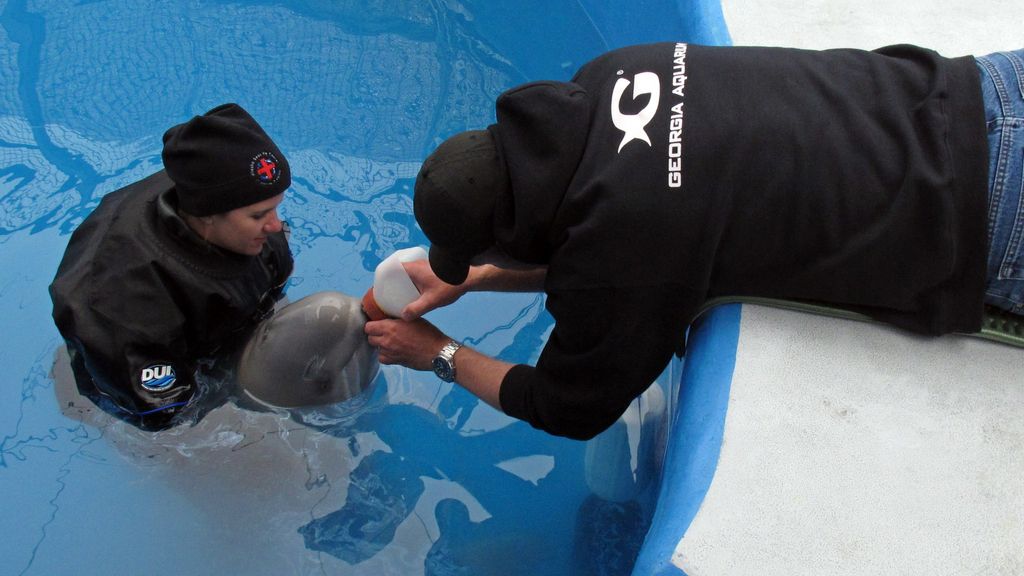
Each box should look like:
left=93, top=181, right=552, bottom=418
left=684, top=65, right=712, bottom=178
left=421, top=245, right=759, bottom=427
left=0, top=1, right=727, bottom=574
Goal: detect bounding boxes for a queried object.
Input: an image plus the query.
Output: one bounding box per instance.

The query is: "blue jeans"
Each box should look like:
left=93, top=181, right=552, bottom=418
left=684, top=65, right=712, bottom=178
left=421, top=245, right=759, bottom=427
left=977, top=50, right=1024, bottom=314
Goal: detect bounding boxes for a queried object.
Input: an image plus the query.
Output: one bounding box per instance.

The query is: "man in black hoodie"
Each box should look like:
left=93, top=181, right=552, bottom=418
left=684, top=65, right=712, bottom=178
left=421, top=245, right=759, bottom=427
left=365, top=44, right=1024, bottom=440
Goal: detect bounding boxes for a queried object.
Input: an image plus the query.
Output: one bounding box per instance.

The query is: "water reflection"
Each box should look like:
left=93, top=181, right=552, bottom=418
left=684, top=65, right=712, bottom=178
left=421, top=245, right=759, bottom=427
left=50, top=337, right=601, bottom=574
left=49, top=302, right=660, bottom=575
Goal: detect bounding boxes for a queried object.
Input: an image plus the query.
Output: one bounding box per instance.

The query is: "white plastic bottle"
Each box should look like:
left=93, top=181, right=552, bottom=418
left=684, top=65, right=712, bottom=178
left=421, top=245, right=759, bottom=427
left=361, top=246, right=428, bottom=320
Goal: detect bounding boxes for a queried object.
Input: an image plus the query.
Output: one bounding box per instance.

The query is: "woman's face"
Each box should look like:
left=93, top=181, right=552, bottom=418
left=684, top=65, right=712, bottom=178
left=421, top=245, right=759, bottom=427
left=205, top=193, right=286, bottom=256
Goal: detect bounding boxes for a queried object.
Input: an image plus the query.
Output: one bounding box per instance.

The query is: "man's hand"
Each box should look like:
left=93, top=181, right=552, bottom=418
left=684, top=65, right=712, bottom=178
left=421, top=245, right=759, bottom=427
left=400, top=259, right=467, bottom=321
left=364, top=316, right=449, bottom=370
left=399, top=254, right=547, bottom=321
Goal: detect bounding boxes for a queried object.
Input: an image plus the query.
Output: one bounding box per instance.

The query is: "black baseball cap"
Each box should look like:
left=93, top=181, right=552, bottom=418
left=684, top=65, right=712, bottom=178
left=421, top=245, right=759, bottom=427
left=414, top=130, right=508, bottom=285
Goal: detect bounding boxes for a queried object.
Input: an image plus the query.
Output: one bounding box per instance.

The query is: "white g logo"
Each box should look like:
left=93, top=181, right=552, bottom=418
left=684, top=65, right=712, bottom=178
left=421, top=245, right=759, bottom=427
left=611, top=71, right=661, bottom=153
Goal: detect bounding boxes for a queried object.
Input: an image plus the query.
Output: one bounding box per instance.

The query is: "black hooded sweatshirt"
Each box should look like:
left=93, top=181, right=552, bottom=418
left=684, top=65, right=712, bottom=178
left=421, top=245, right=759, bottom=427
left=50, top=170, right=292, bottom=429
left=490, top=43, right=988, bottom=440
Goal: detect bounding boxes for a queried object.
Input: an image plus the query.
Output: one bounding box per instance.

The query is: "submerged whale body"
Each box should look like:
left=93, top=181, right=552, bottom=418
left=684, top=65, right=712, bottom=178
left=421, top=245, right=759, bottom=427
left=238, top=291, right=379, bottom=408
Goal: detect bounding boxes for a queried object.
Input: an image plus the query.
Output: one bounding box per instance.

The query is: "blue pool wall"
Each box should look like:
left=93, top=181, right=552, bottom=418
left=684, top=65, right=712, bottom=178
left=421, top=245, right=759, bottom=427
left=632, top=305, right=743, bottom=575
left=581, top=0, right=732, bottom=48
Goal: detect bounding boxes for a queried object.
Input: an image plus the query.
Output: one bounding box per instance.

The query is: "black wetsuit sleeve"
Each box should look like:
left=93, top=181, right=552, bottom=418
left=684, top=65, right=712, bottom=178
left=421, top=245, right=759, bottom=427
left=498, top=285, right=700, bottom=440
left=65, top=271, right=198, bottom=429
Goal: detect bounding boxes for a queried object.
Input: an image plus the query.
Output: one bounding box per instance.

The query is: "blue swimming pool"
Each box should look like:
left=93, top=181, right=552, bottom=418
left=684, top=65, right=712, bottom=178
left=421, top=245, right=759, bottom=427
left=0, top=2, right=730, bottom=574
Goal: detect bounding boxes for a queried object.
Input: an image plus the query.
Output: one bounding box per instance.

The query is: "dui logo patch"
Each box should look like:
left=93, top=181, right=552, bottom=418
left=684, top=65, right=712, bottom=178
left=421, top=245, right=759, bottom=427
left=140, top=363, right=177, bottom=391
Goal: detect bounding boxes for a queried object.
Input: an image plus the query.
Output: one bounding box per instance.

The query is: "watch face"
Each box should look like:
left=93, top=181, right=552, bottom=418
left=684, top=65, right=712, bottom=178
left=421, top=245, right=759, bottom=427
left=432, top=357, right=454, bottom=381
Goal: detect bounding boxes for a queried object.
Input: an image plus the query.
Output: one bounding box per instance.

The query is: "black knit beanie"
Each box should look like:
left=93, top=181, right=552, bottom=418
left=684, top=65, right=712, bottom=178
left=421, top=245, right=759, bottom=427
left=162, top=103, right=290, bottom=216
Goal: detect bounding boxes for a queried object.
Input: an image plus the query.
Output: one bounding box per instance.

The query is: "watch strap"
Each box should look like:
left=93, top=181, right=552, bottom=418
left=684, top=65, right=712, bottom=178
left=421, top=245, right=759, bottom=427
left=434, top=340, right=462, bottom=382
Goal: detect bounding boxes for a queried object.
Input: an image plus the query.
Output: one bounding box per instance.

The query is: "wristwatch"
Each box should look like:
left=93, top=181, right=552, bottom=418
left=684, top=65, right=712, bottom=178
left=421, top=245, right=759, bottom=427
left=432, top=340, right=462, bottom=383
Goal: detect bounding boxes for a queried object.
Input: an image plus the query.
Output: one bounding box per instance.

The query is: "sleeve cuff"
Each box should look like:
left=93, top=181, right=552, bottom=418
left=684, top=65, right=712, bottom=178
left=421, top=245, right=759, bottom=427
left=498, top=363, right=534, bottom=422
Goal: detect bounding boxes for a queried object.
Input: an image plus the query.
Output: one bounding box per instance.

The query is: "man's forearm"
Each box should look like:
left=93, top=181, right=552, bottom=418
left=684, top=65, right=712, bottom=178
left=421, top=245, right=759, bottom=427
left=465, top=255, right=547, bottom=293
left=365, top=316, right=515, bottom=413
left=449, top=345, right=514, bottom=410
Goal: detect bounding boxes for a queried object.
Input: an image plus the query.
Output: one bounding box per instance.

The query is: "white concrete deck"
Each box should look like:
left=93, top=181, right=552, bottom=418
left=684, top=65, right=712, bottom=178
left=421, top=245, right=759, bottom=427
left=672, top=305, right=1023, bottom=574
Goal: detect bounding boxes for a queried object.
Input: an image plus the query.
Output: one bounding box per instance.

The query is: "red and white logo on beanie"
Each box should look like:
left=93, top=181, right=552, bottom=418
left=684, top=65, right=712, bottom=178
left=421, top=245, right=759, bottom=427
left=250, top=152, right=282, bottom=185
